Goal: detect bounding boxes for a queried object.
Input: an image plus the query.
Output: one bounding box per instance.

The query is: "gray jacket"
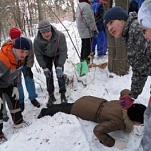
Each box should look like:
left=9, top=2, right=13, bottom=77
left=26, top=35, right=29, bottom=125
left=34, top=25, right=67, bottom=68
left=76, top=2, right=97, bottom=39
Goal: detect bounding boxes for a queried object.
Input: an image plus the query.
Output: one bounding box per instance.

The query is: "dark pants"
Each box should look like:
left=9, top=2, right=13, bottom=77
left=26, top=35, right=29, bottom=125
left=44, top=55, right=66, bottom=95
left=81, top=38, right=92, bottom=61
left=38, top=103, right=73, bottom=118
left=0, top=86, right=23, bottom=135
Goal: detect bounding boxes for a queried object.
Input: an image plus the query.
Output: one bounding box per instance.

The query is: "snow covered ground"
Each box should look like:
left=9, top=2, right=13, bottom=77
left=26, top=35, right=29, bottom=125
left=1, top=21, right=150, bottom=151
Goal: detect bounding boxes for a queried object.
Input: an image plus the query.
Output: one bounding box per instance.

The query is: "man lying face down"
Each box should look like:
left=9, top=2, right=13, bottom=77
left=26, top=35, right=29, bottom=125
left=38, top=89, right=146, bottom=148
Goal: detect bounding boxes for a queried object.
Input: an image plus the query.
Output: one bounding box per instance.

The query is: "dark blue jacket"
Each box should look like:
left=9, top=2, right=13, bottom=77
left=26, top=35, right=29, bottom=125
left=92, top=0, right=104, bottom=30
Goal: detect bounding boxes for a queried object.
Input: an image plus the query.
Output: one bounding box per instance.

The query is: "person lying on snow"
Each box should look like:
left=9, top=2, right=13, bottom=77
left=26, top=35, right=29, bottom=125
left=37, top=89, right=146, bottom=148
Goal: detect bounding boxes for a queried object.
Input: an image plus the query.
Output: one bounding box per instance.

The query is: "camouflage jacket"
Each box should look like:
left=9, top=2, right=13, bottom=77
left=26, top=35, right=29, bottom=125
left=122, top=13, right=151, bottom=98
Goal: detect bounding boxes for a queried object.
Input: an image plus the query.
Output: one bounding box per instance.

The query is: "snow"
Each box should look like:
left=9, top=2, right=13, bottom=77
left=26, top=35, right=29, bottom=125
left=1, top=21, right=150, bottom=151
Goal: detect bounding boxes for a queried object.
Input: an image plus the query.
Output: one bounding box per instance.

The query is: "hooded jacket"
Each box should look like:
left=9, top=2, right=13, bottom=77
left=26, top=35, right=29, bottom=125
left=71, top=96, right=133, bottom=147
left=76, top=2, right=98, bottom=38
left=34, top=25, right=67, bottom=68
left=0, top=42, right=23, bottom=88
left=92, top=0, right=104, bottom=30
left=122, top=13, right=151, bottom=98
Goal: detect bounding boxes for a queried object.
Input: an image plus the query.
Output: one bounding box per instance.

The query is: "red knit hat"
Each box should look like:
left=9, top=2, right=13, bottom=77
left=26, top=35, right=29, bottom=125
left=9, top=28, right=21, bottom=40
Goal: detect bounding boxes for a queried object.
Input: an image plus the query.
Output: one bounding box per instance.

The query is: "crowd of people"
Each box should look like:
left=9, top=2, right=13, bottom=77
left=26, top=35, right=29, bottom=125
left=0, top=0, right=151, bottom=150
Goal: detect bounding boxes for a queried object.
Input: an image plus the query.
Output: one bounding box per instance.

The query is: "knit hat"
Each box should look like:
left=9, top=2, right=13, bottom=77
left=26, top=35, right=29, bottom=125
left=9, top=28, right=21, bottom=40
left=103, top=6, right=129, bottom=28
left=127, top=103, right=146, bottom=124
left=14, top=37, right=30, bottom=50
left=38, top=19, right=51, bottom=33
left=138, top=0, right=151, bottom=29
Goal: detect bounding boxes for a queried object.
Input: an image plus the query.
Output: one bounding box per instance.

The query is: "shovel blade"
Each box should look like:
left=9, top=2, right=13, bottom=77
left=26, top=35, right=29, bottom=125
left=76, top=61, right=89, bottom=77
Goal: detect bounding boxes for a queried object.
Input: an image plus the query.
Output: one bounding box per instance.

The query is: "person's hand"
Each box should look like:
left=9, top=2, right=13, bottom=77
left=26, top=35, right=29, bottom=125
left=56, top=67, right=63, bottom=78
left=43, top=68, right=51, bottom=78
left=119, top=95, right=134, bottom=109
left=12, top=87, right=19, bottom=100
left=26, top=67, right=33, bottom=79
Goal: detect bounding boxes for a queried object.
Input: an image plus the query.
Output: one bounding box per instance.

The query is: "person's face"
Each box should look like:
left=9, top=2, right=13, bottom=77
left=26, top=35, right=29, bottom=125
left=106, top=20, right=125, bottom=38
left=141, top=26, right=151, bottom=41
left=15, top=49, right=29, bottom=61
left=41, top=31, right=52, bottom=40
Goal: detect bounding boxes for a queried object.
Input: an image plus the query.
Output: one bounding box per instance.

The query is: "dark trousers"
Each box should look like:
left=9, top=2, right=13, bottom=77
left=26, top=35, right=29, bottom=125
left=44, top=55, right=66, bottom=95
left=0, top=86, right=23, bottom=134
left=39, top=103, right=73, bottom=118
left=81, top=38, right=92, bottom=61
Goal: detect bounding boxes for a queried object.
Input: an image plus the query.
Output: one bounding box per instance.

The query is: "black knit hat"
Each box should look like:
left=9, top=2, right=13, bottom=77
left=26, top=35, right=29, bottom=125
left=14, top=37, right=30, bottom=50
left=127, top=103, right=146, bottom=124
left=103, top=6, right=129, bottom=28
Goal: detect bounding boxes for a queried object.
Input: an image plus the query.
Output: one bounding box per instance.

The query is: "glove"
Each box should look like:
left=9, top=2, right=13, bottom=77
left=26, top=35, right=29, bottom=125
left=43, top=68, right=51, bottom=78
left=119, top=95, right=134, bottom=109
left=56, top=67, right=63, bottom=78
left=0, top=97, right=3, bottom=110
left=12, top=87, right=19, bottom=100
left=93, top=30, right=99, bottom=38
left=114, top=140, right=126, bottom=149
left=26, top=67, right=33, bottom=79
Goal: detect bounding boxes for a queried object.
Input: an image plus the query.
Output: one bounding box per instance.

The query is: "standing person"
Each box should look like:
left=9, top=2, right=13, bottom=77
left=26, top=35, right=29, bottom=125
left=8, top=28, right=40, bottom=111
left=136, top=1, right=151, bottom=151
left=103, top=6, right=151, bottom=150
left=76, top=0, right=98, bottom=63
left=91, top=0, right=107, bottom=58
left=0, top=37, right=30, bottom=143
left=34, top=19, right=68, bottom=108
left=37, top=89, right=146, bottom=148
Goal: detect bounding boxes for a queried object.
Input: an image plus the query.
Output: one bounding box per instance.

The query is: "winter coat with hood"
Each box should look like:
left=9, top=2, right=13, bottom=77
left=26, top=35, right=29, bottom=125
left=92, top=0, right=104, bottom=30
left=71, top=96, right=133, bottom=147
left=76, top=0, right=98, bottom=38
left=0, top=42, right=23, bottom=88
left=3, top=37, right=34, bottom=68
left=34, top=25, right=67, bottom=68
left=122, top=12, right=151, bottom=99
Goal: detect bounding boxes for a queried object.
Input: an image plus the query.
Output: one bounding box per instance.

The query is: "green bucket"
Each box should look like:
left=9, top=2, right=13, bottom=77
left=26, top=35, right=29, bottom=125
left=76, top=61, right=89, bottom=77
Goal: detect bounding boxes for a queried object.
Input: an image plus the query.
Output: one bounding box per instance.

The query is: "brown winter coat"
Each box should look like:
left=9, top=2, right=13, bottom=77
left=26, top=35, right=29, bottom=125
left=71, top=96, right=133, bottom=147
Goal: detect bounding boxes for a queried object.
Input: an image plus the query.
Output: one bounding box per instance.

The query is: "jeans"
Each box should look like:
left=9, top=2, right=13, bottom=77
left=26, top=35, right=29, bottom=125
left=92, top=29, right=107, bottom=57
left=18, top=66, right=38, bottom=104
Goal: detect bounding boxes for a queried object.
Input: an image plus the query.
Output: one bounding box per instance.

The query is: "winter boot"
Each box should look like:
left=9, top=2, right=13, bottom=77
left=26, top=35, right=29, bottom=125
left=47, top=94, right=56, bottom=108
left=0, top=133, right=7, bottom=144
left=61, top=93, right=67, bottom=103
left=31, top=99, right=40, bottom=108
left=13, top=120, right=29, bottom=129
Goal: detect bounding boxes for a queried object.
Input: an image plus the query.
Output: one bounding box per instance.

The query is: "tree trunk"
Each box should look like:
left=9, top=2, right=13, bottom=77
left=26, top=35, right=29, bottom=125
left=105, top=0, right=130, bottom=76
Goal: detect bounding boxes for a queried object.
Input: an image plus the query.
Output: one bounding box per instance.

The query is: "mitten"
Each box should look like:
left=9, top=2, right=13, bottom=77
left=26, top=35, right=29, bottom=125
left=114, top=140, right=126, bottom=149
left=43, top=68, right=51, bottom=78
left=12, top=87, right=19, bottom=100
left=119, top=95, right=134, bottom=109
left=56, top=67, right=63, bottom=78
left=26, top=67, right=33, bottom=79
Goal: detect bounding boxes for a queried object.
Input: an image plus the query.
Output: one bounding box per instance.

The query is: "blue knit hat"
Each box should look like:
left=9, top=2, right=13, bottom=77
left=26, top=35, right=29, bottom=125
left=14, top=37, right=30, bottom=50
left=103, top=6, right=129, bottom=28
